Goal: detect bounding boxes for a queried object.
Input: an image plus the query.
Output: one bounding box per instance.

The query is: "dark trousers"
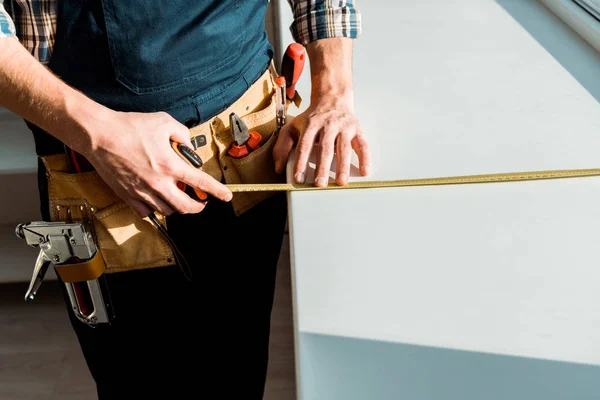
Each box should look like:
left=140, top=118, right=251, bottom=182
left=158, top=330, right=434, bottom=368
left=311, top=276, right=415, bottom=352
left=38, top=157, right=288, bottom=399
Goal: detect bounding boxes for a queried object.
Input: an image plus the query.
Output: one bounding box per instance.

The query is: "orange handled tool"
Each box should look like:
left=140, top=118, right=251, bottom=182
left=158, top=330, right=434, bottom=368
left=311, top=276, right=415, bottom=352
left=171, top=141, right=209, bottom=202
left=281, top=43, right=306, bottom=100
left=227, top=113, right=262, bottom=159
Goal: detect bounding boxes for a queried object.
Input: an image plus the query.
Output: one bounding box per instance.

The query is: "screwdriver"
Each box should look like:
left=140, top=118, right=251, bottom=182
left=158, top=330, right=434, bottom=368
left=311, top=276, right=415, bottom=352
left=275, top=76, right=286, bottom=130
left=281, top=43, right=306, bottom=101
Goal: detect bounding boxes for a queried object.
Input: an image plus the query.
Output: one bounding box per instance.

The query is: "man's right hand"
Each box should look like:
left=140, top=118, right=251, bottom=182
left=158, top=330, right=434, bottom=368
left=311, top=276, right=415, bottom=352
left=1, top=37, right=232, bottom=217
left=84, top=111, right=233, bottom=217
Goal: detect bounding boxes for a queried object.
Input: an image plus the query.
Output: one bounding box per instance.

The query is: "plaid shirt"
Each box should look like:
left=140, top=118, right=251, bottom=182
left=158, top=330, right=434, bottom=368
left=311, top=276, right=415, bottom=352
left=287, top=0, right=362, bottom=45
left=0, top=0, right=56, bottom=64
left=0, top=0, right=361, bottom=65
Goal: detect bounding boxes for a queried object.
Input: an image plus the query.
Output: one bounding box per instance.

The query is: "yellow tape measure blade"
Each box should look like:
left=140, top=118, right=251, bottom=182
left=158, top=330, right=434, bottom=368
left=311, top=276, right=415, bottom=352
left=225, top=168, right=600, bottom=193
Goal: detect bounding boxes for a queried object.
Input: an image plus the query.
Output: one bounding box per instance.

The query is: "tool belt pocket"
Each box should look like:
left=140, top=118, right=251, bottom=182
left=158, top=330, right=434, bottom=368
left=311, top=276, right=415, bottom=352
left=41, top=154, right=175, bottom=274
left=229, top=129, right=281, bottom=186
left=219, top=91, right=286, bottom=215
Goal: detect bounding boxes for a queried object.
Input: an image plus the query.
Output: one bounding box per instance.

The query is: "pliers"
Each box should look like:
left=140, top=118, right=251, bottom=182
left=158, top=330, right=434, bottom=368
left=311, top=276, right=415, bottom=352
left=227, top=113, right=262, bottom=159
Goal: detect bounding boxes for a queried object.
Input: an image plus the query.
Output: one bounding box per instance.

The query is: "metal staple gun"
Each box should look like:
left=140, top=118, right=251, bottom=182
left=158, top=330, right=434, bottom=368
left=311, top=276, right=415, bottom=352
left=16, top=220, right=114, bottom=327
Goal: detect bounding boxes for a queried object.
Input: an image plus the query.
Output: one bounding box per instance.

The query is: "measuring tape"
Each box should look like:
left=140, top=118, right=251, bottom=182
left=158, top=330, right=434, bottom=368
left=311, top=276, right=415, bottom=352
left=226, top=168, right=600, bottom=193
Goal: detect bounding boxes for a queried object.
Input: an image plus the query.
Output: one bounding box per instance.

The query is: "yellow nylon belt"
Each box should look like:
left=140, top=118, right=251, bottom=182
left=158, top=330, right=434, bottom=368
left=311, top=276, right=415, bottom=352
left=226, top=168, right=600, bottom=193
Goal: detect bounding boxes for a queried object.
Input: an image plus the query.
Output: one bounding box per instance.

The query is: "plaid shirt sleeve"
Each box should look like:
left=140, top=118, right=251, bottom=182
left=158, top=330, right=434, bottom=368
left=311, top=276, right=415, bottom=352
left=0, top=1, right=17, bottom=38
left=0, top=0, right=56, bottom=64
left=287, top=0, right=362, bottom=46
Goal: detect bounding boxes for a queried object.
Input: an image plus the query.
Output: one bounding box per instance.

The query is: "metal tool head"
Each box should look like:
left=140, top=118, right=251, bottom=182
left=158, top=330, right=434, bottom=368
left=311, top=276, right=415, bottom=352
left=191, top=134, right=207, bottom=150
left=16, top=220, right=113, bottom=327
left=17, top=221, right=97, bottom=264
left=229, top=112, right=250, bottom=146
left=17, top=221, right=97, bottom=303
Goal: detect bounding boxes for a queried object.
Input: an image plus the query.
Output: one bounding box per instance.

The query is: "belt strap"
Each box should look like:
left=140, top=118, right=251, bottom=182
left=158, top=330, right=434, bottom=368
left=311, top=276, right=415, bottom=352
left=55, top=251, right=106, bottom=283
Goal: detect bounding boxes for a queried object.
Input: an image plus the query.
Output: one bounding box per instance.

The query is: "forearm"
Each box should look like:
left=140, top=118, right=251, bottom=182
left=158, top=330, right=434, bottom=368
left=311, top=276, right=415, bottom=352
left=0, top=37, right=110, bottom=154
left=306, top=37, right=355, bottom=108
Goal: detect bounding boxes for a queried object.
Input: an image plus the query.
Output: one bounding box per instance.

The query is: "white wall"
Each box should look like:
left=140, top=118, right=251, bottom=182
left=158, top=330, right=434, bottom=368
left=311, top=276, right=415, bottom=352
left=281, top=1, right=600, bottom=398
left=0, top=109, right=42, bottom=283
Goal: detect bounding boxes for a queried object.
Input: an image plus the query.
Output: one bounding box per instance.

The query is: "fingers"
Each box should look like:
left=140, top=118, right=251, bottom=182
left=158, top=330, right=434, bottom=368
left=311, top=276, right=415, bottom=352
left=351, top=133, right=371, bottom=176
left=273, top=123, right=296, bottom=174
left=129, top=198, right=155, bottom=218
left=335, top=134, right=353, bottom=186
left=134, top=178, right=209, bottom=216
left=162, top=182, right=208, bottom=214
left=130, top=188, right=205, bottom=217
left=132, top=180, right=191, bottom=216
left=178, top=167, right=233, bottom=203
left=293, top=126, right=319, bottom=184
left=313, top=127, right=337, bottom=187
left=158, top=118, right=229, bottom=213
left=143, top=194, right=176, bottom=217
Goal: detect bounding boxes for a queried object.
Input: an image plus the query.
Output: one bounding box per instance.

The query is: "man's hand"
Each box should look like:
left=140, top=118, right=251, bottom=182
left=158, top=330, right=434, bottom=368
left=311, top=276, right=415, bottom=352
left=85, top=111, right=232, bottom=217
left=273, top=37, right=370, bottom=187
left=273, top=94, right=369, bottom=187
left=0, top=37, right=231, bottom=217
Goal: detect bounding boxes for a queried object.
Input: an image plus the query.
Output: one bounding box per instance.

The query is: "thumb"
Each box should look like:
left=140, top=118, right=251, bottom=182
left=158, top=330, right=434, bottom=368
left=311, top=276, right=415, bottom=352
left=273, top=123, right=296, bottom=174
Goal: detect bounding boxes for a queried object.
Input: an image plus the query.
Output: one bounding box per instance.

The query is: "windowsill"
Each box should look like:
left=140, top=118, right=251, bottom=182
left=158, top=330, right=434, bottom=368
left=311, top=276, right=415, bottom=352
left=540, top=0, right=600, bottom=53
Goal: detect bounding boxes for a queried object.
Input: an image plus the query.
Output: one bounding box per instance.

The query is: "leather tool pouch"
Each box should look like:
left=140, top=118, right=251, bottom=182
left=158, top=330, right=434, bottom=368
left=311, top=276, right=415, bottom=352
left=40, top=154, right=176, bottom=275
left=215, top=90, right=286, bottom=216
left=189, top=68, right=295, bottom=216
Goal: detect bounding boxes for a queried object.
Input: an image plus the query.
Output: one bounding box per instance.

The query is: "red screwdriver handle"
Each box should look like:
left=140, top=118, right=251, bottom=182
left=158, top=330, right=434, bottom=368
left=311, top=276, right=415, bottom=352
left=281, top=43, right=306, bottom=100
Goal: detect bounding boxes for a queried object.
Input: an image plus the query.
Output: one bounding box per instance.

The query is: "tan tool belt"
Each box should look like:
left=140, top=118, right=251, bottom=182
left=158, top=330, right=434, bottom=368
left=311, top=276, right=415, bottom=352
left=40, top=66, right=297, bottom=275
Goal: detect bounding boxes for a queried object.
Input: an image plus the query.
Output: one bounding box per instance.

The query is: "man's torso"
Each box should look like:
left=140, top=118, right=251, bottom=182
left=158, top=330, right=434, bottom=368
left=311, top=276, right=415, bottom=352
left=20, top=0, right=273, bottom=155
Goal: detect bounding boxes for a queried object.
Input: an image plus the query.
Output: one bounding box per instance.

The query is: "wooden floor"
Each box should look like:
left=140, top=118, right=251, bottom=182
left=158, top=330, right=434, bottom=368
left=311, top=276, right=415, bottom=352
left=0, top=235, right=296, bottom=400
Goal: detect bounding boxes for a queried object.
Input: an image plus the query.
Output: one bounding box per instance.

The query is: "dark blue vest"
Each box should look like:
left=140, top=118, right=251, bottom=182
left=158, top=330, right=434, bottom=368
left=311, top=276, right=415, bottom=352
left=32, top=0, right=273, bottom=155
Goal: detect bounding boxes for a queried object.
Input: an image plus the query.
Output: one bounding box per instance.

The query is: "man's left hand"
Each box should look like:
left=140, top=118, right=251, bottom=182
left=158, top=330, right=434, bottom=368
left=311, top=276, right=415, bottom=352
left=273, top=94, right=370, bottom=187
left=272, top=37, right=370, bottom=186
